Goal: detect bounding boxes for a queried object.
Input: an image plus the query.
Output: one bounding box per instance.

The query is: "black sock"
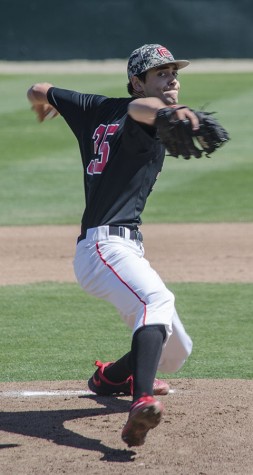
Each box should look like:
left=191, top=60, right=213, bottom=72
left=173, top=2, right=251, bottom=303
left=103, top=351, right=132, bottom=383
left=131, top=324, right=166, bottom=402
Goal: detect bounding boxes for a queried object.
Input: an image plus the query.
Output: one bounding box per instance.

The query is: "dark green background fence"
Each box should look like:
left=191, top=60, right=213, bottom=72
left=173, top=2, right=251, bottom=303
left=1, top=0, right=253, bottom=60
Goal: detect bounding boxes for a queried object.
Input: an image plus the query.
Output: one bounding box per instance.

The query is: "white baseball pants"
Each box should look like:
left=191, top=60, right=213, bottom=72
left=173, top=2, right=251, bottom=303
left=73, top=226, right=192, bottom=373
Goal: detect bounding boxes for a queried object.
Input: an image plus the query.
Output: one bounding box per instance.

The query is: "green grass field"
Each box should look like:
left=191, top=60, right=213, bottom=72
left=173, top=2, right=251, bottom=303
left=0, top=72, right=252, bottom=383
left=0, top=282, right=252, bottom=382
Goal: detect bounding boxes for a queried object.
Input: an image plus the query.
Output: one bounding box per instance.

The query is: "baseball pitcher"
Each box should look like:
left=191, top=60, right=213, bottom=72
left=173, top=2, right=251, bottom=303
left=27, top=44, right=229, bottom=447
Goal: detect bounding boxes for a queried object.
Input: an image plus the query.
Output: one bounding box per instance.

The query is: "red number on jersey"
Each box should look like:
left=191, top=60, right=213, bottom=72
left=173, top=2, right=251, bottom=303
left=87, top=123, right=119, bottom=175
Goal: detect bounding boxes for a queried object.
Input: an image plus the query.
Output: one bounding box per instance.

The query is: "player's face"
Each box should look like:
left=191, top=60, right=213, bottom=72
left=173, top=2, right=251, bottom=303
left=141, top=65, right=180, bottom=105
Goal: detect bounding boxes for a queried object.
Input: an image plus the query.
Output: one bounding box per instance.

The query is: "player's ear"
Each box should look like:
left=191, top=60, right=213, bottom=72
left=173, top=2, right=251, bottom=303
left=131, top=76, right=144, bottom=93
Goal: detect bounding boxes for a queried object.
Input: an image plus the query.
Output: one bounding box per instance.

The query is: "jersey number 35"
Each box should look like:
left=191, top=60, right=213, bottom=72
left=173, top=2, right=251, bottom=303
left=87, top=123, right=119, bottom=175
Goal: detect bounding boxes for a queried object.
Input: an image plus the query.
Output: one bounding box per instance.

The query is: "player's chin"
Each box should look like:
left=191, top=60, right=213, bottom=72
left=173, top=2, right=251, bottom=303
left=162, top=93, right=178, bottom=106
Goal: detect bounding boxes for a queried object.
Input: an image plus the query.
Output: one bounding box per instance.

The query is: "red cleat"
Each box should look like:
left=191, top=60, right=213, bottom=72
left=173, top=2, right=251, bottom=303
left=122, top=396, right=163, bottom=447
left=88, top=361, right=170, bottom=396
left=88, top=360, right=132, bottom=395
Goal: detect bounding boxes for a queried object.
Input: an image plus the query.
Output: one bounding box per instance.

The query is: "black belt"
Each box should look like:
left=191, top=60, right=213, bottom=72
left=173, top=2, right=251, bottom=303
left=109, top=226, right=143, bottom=242
left=77, top=226, right=143, bottom=243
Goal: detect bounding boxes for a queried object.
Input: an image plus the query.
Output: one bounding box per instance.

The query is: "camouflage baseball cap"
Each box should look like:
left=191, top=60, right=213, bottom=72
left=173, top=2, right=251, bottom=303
left=127, top=44, right=190, bottom=79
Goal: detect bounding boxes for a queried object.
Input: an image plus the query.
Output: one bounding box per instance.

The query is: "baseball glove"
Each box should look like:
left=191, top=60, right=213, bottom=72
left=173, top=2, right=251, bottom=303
left=155, top=107, right=230, bottom=160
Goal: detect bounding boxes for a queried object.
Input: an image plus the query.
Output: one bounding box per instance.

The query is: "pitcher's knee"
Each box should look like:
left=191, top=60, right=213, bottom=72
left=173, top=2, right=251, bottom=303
left=144, top=288, right=175, bottom=328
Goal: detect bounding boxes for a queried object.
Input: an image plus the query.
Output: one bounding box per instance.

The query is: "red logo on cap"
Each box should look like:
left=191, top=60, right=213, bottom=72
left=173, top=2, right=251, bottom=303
left=157, top=47, right=173, bottom=59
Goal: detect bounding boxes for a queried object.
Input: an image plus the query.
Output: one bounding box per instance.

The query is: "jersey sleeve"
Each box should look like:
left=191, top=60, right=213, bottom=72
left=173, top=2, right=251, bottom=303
left=47, top=87, right=107, bottom=138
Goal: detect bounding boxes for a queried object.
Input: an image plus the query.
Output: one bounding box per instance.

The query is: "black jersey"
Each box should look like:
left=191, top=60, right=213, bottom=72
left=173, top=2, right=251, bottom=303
left=47, top=87, right=165, bottom=234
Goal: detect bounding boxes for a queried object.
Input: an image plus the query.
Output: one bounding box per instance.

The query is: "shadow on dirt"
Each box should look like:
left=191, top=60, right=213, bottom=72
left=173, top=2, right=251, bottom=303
left=0, top=396, right=136, bottom=462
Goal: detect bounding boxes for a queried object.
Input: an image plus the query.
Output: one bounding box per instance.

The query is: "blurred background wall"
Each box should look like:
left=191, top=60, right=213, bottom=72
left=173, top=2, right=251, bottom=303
left=1, top=0, right=253, bottom=61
